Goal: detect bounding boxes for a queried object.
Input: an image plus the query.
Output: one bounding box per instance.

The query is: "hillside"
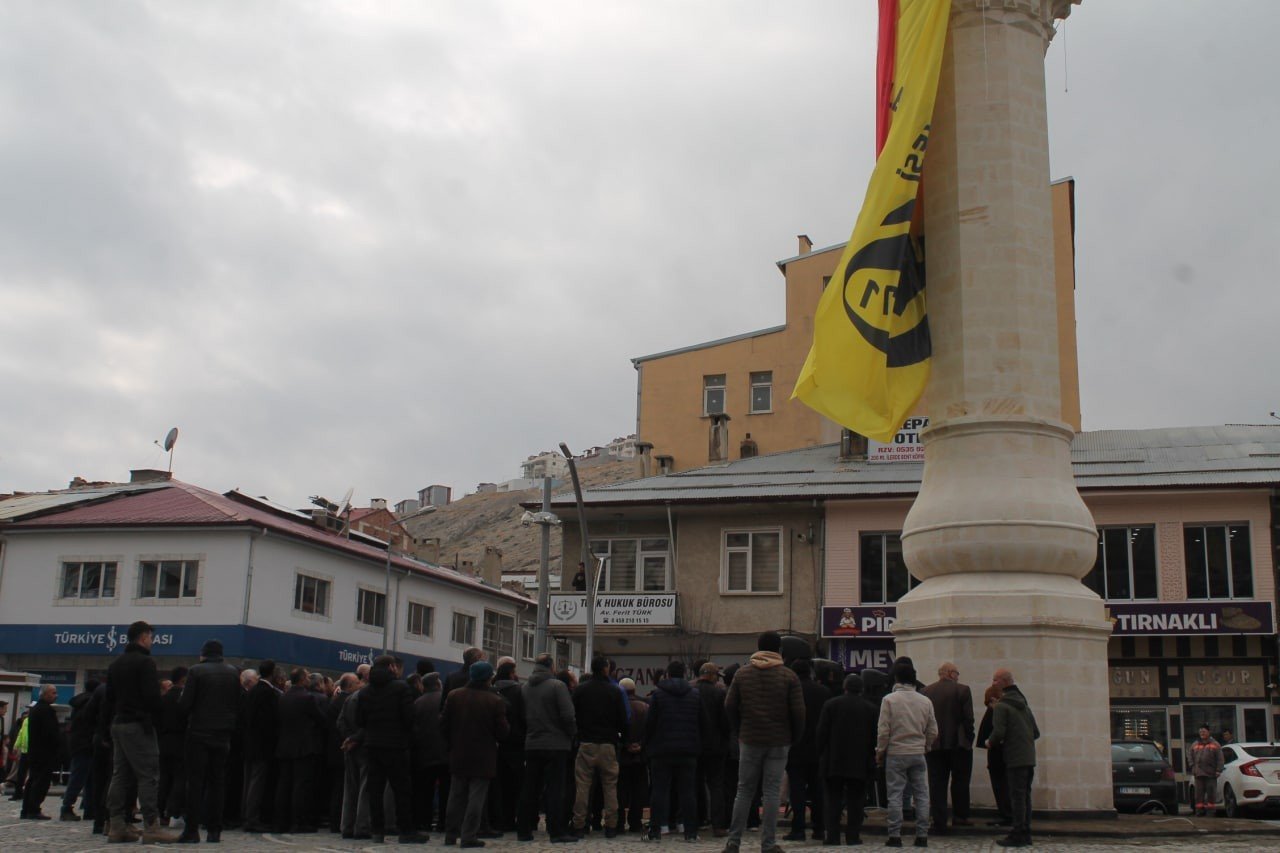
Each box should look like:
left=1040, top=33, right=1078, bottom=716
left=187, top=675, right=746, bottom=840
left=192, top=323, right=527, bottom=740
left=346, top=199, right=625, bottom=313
left=407, top=460, right=640, bottom=577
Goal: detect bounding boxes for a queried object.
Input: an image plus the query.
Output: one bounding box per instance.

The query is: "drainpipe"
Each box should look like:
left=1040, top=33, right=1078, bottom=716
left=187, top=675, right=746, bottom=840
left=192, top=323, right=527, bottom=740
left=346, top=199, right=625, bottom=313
left=241, top=529, right=267, bottom=626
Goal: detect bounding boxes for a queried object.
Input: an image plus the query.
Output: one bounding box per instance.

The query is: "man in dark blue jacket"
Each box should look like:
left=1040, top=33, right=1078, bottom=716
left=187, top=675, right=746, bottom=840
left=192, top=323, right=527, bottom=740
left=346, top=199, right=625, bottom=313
left=644, top=660, right=710, bottom=842
left=177, top=639, right=240, bottom=843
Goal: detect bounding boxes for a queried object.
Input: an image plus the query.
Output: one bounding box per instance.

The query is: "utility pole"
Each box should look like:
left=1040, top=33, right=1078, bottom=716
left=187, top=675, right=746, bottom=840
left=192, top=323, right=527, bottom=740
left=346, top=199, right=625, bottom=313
left=559, top=443, right=595, bottom=669
left=536, top=477, right=552, bottom=655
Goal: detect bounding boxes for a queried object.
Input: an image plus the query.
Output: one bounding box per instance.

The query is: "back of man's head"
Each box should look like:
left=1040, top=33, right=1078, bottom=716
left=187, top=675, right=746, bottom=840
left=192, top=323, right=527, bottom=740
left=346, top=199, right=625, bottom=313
left=290, top=667, right=308, bottom=686
left=417, top=660, right=436, bottom=677
left=127, top=620, right=152, bottom=642
left=892, top=661, right=917, bottom=686
left=258, top=660, right=276, bottom=680
left=843, top=674, right=864, bottom=695
left=591, top=656, right=609, bottom=676
left=791, top=658, right=812, bottom=679
left=373, top=654, right=396, bottom=670
left=356, top=663, right=371, bottom=682
left=170, top=666, right=189, bottom=684
left=534, top=652, right=554, bottom=669
left=463, top=647, right=485, bottom=666
left=496, top=661, right=517, bottom=681
left=666, top=660, right=686, bottom=679
left=757, top=631, right=782, bottom=653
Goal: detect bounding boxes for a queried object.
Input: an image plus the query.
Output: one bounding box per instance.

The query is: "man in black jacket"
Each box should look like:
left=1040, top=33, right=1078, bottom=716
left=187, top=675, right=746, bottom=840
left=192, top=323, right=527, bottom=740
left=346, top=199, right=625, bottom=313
left=241, top=660, right=279, bottom=833
left=411, top=672, right=449, bottom=833
left=273, top=667, right=327, bottom=833
left=349, top=655, right=427, bottom=845
left=570, top=656, right=628, bottom=837
left=816, top=674, right=878, bottom=846
left=104, top=620, right=179, bottom=843
left=20, top=684, right=60, bottom=820
left=784, top=658, right=830, bottom=841
left=157, top=666, right=188, bottom=825
left=695, top=662, right=730, bottom=837
left=644, top=660, right=709, bottom=842
left=177, top=639, right=240, bottom=842
left=60, top=679, right=100, bottom=821
left=491, top=658, right=525, bottom=833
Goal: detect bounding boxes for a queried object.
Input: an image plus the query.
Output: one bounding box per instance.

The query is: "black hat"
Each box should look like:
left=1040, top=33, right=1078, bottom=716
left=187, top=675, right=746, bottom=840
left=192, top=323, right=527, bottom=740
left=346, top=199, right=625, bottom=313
left=201, top=639, right=224, bottom=657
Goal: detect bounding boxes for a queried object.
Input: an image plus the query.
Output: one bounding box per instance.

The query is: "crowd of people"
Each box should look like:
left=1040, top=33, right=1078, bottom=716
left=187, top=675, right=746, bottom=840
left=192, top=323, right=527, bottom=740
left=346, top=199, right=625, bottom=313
left=0, top=622, right=1044, bottom=849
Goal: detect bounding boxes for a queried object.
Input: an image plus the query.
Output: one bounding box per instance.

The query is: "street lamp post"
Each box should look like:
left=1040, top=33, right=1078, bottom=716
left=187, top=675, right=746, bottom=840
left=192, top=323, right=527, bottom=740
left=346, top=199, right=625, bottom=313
left=559, top=443, right=596, bottom=669
left=520, top=478, right=561, bottom=656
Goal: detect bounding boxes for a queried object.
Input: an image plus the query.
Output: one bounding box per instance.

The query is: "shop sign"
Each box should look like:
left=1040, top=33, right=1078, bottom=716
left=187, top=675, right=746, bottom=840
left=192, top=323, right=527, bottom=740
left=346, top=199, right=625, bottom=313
left=822, top=605, right=897, bottom=638
left=1107, top=602, right=1274, bottom=636
left=868, top=417, right=928, bottom=463
left=548, top=593, right=677, bottom=627
left=828, top=638, right=898, bottom=673
left=1109, top=666, right=1160, bottom=699
left=607, top=656, right=673, bottom=695
left=1183, top=665, right=1266, bottom=699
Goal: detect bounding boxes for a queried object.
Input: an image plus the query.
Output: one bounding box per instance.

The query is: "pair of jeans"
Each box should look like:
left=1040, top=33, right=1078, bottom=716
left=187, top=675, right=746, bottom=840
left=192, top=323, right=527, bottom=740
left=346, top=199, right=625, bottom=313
left=571, top=742, right=618, bottom=830
left=107, top=721, right=162, bottom=823
left=446, top=775, right=490, bottom=843
left=649, top=756, right=698, bottom=839
left=926, top=747, right=973, bottom=827
left=824, top=776, right=867, bottom=841
left=1007, top=766, right=1034, bottom=839
left=184, top=731, right=231, bottom=834
left=786, top=761, right=822, bottom=836
left=885, top=754, right=930, bottom=839
left=727, top=743, right=788, bottom=849
left=62, top=751, right=93, bottom=813
left=518, top=750, right=568, bottom=837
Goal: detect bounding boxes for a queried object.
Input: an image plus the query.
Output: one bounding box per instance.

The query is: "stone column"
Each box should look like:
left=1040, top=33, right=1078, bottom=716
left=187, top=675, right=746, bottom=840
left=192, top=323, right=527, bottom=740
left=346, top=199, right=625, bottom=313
left=898, top=0, right=1113, bottom=813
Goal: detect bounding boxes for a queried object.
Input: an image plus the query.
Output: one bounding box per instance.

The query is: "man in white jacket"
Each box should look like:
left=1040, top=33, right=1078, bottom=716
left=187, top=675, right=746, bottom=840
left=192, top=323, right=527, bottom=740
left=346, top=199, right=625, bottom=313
left=876, top=661, right=939, bottom=848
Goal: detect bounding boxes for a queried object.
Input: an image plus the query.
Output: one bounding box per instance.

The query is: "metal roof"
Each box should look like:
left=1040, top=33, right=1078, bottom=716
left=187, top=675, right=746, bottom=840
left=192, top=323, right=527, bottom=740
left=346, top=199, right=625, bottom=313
left=549, top=425, right=1280, bottom=507
left=0, top=482, right=170, bottom=522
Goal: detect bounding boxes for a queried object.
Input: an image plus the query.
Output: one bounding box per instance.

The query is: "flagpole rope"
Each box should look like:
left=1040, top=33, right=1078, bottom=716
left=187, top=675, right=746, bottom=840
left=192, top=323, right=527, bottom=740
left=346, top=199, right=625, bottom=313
left=981, top=0, right=989, bottom=102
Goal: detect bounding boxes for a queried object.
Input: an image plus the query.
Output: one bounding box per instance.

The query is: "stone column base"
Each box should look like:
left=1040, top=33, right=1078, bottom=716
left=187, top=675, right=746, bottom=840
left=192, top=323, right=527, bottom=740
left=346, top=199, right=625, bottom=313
left=894, top=571, right=1116, bottom=814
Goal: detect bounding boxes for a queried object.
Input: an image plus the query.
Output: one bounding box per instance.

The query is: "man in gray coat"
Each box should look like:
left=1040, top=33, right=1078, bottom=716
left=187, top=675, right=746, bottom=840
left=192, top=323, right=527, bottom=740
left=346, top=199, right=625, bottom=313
left=516, top=653, right=577, bottom=843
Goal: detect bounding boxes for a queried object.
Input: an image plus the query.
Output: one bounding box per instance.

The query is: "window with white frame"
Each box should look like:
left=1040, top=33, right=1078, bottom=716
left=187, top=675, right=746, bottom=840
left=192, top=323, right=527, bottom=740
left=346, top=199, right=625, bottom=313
left=407, top=601, right=434, bottom=638
left=1184, top=524, right=1253, bottom=600
left=749, top=371, right=773, bottom=413
left=356, top=588, right=386, bottom=628
left=589, top=538, right=670, bottom=592
left=860, top=532, right=918, bottom=604
left=722, top=529, right=782, bottom=593
left=138, top=559, right=199, bottom=600
left=1083, top=526, right=1157, bottom=601
left=703, top=374, right=726, bottom=415
left=452, top=611, right=476, bottom=645
left=483, top=610, right=515, bottom=659
left=59, top=561, right=118, bottom=600
left=293, top=573, right=331, bottom=616
left=520, top=623, right=536, bottom=661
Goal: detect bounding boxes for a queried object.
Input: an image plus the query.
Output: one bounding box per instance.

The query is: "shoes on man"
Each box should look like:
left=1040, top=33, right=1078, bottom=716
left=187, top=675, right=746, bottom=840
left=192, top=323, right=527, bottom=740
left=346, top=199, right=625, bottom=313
left=886, top=839, right=903, bottom=848
left=142, top=818, right=182, bottom=844
left=206, top=829, right=221, bottom=843
left=913, top=839, right=928, bottom=848
left=996, top=837, right=1031, bottom=848
left=444, top=834, right=458, bottom=845
left=60, top=807, right=83, bottom=821
left=517, top=833, right=535, bottom=841
left=107, top=816, right=143, bottom=843
left=460, top=841, right=486, bottom=849
left=550, top=835, right=580, bottom=843
left=176, top=827, right=201, bottom=843
left=784, top=830, right=807, bottom=841
left=20, top=812, right=52, bottom=820
left=722, top=842, right=740, bottom=853
left=478, top=830, right=502, bottom=838
left=398, top=833, right=429, bottom=844
left=824, top=839, right=842, bottom=847
left=684, top=834, right=700, bottom=843
left=847, top=835, right=863, bottom=846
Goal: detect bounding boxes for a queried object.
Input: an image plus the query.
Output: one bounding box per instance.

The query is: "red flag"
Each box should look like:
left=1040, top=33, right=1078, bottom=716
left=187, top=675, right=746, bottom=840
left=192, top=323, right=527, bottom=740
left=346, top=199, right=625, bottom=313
left=876, top=0, right=899, bottom=155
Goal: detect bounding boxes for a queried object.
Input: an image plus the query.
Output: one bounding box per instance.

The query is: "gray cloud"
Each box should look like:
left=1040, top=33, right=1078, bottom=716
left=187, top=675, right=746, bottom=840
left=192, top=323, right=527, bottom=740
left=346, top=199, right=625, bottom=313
left=2, top=1, right=1276, bottom=506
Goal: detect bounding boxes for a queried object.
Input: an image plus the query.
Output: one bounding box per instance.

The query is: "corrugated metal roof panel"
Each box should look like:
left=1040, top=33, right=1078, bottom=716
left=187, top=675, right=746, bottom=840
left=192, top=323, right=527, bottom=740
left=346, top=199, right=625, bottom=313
left=0, top=482, right=169, bottom=521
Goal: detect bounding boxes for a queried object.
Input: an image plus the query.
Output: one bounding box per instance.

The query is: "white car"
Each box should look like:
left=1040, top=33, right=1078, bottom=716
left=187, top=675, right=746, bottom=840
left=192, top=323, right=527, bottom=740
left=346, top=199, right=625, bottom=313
left=1219, top=742, right=1280, bottom=817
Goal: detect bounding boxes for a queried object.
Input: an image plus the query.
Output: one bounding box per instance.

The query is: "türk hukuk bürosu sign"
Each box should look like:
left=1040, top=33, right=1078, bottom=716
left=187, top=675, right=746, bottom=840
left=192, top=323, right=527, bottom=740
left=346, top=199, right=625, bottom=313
left=548, top=593, right=677, bottom=627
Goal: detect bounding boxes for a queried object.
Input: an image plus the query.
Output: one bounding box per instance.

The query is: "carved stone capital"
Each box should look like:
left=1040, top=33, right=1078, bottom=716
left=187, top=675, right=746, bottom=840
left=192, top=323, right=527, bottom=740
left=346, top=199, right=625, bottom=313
left=949, top=0, right=1077, bottom=45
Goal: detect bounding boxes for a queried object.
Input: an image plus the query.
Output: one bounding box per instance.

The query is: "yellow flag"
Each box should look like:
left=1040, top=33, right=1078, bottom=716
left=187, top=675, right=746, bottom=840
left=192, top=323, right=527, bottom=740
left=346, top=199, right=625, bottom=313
left=792, top=0, right=949, bottom=442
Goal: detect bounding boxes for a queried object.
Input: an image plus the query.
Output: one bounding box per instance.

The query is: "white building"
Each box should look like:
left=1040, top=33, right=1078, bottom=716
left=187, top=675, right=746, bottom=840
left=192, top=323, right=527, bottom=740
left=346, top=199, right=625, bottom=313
left=0, top=476, right=534, bottom=696
left=521, top=451, right=570, bottom=480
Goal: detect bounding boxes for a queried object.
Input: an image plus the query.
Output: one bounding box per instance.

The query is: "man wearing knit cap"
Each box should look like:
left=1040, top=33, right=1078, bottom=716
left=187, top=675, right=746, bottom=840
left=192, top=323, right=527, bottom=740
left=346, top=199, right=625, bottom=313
left=178, top=639, right=241, bottom=842
left=441, top=661, right=509, bottom=847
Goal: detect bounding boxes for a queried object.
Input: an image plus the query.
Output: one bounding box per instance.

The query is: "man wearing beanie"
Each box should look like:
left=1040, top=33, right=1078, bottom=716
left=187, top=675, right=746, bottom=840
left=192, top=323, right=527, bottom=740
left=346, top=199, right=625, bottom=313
left=441, top=660, right=509, bottom=847
left=816, top=674, right=878, bottom=846
left=177, top=638, right=240, bottom=842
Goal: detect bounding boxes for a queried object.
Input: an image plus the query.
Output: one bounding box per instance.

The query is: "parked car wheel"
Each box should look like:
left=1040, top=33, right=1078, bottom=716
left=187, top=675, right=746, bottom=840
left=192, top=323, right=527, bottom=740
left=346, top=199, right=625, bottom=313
left=1223, top=784, right=1239, bottom=818
left=1136, top=800, right=1169, bottom=815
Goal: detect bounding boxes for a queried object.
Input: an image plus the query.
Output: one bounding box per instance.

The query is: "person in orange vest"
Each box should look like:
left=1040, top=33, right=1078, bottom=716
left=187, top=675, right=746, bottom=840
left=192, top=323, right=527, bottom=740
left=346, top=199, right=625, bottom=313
left=1189, top=725, right=1224, bottom=817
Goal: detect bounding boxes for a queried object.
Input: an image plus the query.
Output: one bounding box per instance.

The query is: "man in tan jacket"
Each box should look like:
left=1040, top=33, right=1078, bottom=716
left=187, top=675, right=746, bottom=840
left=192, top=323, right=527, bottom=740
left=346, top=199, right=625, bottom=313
left=723, top=631, right=805, bottom=853
left=876, top=661, right=939, bottom=848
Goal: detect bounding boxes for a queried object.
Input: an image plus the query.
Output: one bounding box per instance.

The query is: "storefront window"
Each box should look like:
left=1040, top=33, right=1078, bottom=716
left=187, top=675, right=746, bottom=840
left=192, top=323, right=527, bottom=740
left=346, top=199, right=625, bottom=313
left=1111, top=707, right=1170, bottom=757
left=1181, top=703, right=1237, bottom=755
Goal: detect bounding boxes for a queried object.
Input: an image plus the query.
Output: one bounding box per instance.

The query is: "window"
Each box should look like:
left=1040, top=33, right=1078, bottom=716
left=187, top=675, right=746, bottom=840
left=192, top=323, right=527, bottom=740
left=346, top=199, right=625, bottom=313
left=722, top=529, right=782, bottom=593
left=520, top=624, right=536, bottom=661
left=293, top=573, right=331, bottom=616
left=407, top=602, right=434, bottom=637
left=860, top=533, right=918, bottom=604
left=590, top=538, right=670, bottom=592
left=59, top=561, right=118, bottom=599
left=1184, top=524, right=1252, bottom=599
left=356, top=588, right=386, bottom=628
left=1187, top=524, right=1253, bottom=599
left=1083, top=527, right=1157, bottom=601
left=138, top=559, right=199, bottom=599
left=483, top=610, right=515, bottom=659
left=452, top=611, right=476, bottom=645
left=703, top=374, right=726, bottom=415
left=749, top=371, right=773, bottom=413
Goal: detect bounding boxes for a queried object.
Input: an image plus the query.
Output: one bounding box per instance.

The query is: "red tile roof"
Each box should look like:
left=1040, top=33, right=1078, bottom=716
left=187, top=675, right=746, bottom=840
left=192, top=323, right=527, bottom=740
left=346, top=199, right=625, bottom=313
left=8, top=480, right=529, bottom=605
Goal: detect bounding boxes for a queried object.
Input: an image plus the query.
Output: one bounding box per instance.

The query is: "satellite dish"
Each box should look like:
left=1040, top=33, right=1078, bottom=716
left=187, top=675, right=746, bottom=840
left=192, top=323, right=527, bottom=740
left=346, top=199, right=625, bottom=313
left=163, top=427, right=179, bottom=452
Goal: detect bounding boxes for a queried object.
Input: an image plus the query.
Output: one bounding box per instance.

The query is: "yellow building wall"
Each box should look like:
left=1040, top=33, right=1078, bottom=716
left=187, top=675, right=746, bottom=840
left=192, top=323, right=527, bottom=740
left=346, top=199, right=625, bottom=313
left=636, top=181, right=1081, bottom=471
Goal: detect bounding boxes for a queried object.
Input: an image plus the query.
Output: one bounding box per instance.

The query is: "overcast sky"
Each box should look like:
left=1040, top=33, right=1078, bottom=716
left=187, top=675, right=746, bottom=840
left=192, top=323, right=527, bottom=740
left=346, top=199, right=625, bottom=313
left=2, top=1, right=1277, bottom=507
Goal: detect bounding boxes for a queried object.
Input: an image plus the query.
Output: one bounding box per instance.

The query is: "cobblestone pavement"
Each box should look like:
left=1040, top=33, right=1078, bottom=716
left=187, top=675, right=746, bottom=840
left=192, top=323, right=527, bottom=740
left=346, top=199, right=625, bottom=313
left=2, top=794, right=1276, bottom=853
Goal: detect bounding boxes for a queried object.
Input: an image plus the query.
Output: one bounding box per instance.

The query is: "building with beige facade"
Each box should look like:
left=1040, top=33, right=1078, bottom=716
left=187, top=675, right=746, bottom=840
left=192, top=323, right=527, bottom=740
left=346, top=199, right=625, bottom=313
left=630, top=180, right=1081, bottom=473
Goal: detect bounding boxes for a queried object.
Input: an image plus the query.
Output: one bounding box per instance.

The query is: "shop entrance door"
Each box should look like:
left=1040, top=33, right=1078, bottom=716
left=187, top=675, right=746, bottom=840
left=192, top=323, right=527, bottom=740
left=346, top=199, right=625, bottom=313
left=1181, top=704, right=1237, bottom=751
left=1240, top=704, right=1273, bottom=743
